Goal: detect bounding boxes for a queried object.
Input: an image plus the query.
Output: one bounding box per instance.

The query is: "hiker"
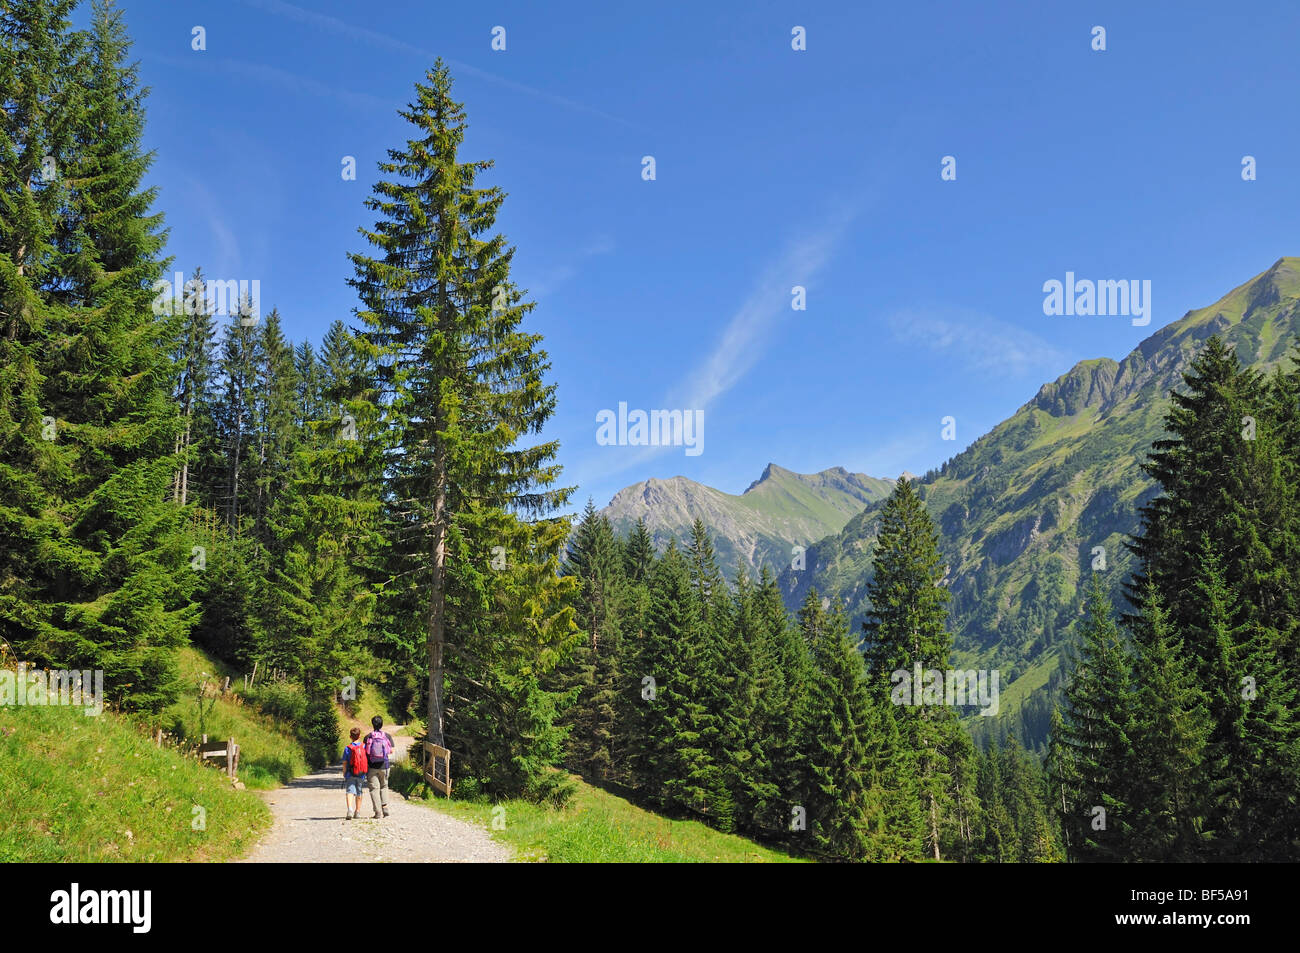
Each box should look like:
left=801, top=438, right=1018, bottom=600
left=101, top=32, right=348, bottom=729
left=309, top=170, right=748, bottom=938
left=342, top=727, right=368, bottom=820
left=364, top=716, right=395, bottom=820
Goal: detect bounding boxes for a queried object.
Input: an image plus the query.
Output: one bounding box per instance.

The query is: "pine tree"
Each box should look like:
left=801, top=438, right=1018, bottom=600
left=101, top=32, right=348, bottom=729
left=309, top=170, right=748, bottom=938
left=945, top=725, right=981, bottom=861
left=625, top=542, right=696, bottom=807
left=1057, top=574, right=1134, bottom=860
left=683, top=519, right=738, bottom=830
left=170, top=267, right=216, bottom=506
left=1189, top=541, right=1300, bottom=858
left=348, top=61, right=574, bottom=798
left=623, top=516, right=654, bottom=584
left=720, top=571, right=764, bottom=834
left=214, top=309, right=260, bottom=529
left=862, top=476, right=960, bottom=860
left=293, top=340, right=322, bottom=428
left=1126, top=579, right=1212, bottom=860
left=2, top=0, right=195, bottom=710
left=797, top=589, right=875, bottom=860
left=1126, top=337, right=1300, bottom=858
left=976, top=740, right=1011, bottom=861
left=747, top=567, right=810, bottom=839
left=998, top=735, right=1059, bottom=862
left=251, top=308, right=298, bottom=546
left=0, top=0, right=80, bottom=644
left=1127, top=337, right=1286, bottom=667
left=1045, top=705, right=1076, bottom=860
left=556, top=501, right=626, bottom=782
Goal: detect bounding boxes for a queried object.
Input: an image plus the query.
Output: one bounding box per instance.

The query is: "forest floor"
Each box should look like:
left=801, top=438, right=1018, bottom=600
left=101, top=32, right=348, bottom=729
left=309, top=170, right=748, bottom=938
left=238, top=728, right=510, bottom=863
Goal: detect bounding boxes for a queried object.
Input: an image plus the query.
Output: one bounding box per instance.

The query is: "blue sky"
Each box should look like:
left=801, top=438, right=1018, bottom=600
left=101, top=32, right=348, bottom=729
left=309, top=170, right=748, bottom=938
left=105, top=0, right=1300, bottom=512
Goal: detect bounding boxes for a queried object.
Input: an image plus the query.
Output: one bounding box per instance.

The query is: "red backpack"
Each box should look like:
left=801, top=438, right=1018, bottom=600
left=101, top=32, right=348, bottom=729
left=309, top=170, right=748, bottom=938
left=348, top=742, right=369, bottom=776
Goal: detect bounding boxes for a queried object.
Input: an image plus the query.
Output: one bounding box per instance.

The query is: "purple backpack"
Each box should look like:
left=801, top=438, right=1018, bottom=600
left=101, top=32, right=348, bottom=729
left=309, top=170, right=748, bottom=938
left=365, top=731, right=392, bottom=765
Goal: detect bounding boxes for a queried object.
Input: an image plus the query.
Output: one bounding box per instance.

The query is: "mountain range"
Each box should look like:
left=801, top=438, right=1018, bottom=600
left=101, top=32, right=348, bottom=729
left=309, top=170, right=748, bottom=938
left=600, top=464, right=895, bottom=578
left=602, top=257, right=1300, bottom=749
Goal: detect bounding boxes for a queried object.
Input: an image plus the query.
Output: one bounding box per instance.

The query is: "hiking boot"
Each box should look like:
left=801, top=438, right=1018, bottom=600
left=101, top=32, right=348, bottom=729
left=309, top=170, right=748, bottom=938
left=382, top=810, right=390, bottom=817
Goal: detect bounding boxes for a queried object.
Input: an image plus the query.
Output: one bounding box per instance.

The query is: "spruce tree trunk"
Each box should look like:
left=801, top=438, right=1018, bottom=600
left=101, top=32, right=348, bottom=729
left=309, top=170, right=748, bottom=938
left=230, top=408, right=241, bottom=526
left=930, top=794, right=941, bottom=861
left=175, top=399, right=192, bottom=505
left=426, top=463, right=448, bottom=748
left=172, top=432, right=183, bottom=502
left=180, top=414, right=190, bottom=505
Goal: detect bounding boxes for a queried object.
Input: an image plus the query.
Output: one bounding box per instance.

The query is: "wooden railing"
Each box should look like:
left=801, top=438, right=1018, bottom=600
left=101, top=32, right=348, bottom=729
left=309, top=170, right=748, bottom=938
left=422, top=741, right=451, bottom=796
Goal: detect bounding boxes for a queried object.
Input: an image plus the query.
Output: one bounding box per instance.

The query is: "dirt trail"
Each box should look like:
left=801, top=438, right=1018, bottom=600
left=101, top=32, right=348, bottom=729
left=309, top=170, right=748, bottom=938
left=240, top=730, right=510, bottom=863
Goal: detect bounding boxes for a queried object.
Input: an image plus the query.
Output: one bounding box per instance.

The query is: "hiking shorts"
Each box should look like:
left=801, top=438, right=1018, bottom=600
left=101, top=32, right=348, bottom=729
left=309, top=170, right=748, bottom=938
left=345, top=775, right=367, bottom=796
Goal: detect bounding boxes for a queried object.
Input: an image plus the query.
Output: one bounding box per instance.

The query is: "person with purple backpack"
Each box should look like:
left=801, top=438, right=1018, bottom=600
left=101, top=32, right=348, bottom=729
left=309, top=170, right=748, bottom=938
left=364, top=716, right=395, bottom=820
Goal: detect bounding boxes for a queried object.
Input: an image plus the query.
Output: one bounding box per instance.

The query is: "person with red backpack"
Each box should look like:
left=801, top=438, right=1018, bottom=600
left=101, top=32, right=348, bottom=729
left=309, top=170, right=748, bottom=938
left=364, top=716, right=395, bottom=820
left=341, top=726, right=369, bottom=820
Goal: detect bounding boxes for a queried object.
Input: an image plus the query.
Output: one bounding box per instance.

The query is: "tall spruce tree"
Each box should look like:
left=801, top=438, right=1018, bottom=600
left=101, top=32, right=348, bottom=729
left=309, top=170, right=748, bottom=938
left=1, top=0, right=195, bottom=710
left=556, top=501, right=627, bottom=782
left=625, top=541, right=697, bottom=807
left=0, top=0, right=81, bottom=644
left=1056, top=575, right=1134, bottom=860
left=169, top=267, right=216, bottom=506
left=251, top=308, right=298, bottom=546
left=1126, top=579, right=1212, bottom=861
left=1127, top=337, right=1300, bottom=858
left=683, top=519, right=738, bottom=830
left=623, top=516, right=654, bottom=584
left=862, top=477, right=960, bottom=860
left=747, top=566, right=810, bottom=839
left=797, top=589, right=876, bottom=860
left=348, top=61, right=574, bottom=798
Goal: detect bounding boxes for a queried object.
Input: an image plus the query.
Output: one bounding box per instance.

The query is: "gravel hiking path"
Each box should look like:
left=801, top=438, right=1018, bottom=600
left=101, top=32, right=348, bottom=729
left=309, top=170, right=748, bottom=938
left=240, top=729, right=511, bottom=863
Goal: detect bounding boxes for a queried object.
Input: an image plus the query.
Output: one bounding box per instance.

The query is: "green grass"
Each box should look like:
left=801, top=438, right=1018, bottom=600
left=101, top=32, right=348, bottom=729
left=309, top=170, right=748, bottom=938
left=161, top=646, right=310, bottom=789
left=0, top=696, right=270, bottom=862
left=394, top=767, right=807, bottom=863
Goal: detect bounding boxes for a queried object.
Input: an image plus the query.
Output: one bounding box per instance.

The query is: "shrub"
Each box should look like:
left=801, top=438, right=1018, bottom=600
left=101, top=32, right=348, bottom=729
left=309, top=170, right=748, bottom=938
left=244, top=680, right=307, bottom=725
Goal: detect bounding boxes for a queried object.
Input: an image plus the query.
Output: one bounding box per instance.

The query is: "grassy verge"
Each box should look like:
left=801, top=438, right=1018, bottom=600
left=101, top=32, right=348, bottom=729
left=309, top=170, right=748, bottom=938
left=392, top=763, right=806, bottom=863
left=0, top=699, right=270, bottom=862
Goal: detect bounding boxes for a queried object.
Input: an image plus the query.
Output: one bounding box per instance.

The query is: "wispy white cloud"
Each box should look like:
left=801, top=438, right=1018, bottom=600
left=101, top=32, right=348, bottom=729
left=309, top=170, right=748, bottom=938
left=235, top=0, right=635, bottom=126
left=887, top=306, right=1066, bottom=377
left=152, top=53, right=390, bottom=111
left=676, top=208, right=857, bottom=411
left=528, top=234, right=616, bottom=299
left=573, top=208, right=862, bottom=487
left=176, top=175, right=242, bottom=278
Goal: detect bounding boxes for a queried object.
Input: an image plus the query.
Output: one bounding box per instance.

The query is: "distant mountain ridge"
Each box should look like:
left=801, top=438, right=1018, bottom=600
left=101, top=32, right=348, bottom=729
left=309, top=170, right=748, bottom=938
left=779, top=257, right=1300, bottom=747
left=601, top=464, right=894, bottom=578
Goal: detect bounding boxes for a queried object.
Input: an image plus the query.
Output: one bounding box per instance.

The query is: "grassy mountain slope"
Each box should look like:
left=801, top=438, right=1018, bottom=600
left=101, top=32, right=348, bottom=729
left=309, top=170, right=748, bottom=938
left=780, top=258, right=1300, bottom=746
left=0, top=694, right=270, bottom=862
left=602, top=463, right=893, bottom=577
